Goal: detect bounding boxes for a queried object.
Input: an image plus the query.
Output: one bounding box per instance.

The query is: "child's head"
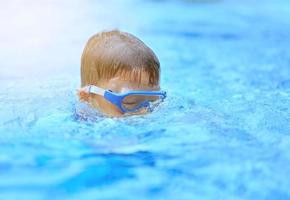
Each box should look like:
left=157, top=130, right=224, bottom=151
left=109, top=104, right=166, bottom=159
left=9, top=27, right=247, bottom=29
left=79, top=30, right=164, bottom=117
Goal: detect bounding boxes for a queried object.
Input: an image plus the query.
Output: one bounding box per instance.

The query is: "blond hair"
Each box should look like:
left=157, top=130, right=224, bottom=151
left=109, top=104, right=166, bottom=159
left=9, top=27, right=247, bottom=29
left=80, top=30, right=160, bottom=87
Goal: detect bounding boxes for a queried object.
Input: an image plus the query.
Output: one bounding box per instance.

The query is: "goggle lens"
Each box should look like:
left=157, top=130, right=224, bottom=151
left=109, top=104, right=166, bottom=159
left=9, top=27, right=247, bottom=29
left=121, top=94, right=165, bottom=112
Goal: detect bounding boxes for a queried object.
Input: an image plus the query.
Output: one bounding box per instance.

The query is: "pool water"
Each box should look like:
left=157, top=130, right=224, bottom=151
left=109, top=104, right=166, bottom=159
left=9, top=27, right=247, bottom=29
left=1, top=0, right=290, bottom=199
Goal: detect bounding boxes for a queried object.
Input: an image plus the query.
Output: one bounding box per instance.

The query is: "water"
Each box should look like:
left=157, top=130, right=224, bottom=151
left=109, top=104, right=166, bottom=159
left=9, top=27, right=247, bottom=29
left=1, top=0, right=290, bottom=199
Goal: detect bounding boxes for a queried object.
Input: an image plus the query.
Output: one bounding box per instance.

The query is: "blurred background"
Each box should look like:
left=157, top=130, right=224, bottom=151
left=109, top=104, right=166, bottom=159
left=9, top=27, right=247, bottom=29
left=1, top=0, right=290, bottom=80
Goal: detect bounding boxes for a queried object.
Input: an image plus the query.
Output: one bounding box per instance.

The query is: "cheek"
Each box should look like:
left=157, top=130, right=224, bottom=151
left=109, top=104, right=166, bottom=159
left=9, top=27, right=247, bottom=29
left=94, top=96, right=124, bottom=116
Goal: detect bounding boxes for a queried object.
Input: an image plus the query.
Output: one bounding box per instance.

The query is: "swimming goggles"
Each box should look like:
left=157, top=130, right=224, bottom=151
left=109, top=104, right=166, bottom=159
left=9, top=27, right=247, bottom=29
left=85, top=85, right=167, bottom=113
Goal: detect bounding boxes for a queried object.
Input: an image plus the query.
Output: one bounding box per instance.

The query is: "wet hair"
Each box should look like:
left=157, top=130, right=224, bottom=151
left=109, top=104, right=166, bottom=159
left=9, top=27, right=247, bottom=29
left=80, top=30, right=160, bottom=87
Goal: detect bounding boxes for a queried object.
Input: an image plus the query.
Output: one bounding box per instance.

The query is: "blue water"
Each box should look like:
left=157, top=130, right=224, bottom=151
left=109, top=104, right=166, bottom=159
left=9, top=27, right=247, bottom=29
left=1, top=0, right=290, bottom=199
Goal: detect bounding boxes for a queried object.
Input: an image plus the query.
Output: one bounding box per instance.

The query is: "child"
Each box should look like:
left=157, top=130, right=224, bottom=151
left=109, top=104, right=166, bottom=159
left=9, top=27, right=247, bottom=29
left=78, top=30, right=166, bottom=117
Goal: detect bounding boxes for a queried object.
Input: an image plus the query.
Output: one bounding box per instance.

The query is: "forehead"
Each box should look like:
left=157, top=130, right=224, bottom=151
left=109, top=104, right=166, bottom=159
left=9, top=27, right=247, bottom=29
left=107, top=71, right=160, bottom=92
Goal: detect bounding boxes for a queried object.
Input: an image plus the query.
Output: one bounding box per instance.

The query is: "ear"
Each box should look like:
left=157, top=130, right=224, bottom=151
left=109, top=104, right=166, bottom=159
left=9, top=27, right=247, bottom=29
left=77, top=87, right=91, bottom=102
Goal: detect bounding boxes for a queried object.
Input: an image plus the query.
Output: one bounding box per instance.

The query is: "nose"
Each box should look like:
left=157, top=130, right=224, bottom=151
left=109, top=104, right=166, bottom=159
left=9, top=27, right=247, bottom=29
left=125, top=107, right=148, bottom=116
